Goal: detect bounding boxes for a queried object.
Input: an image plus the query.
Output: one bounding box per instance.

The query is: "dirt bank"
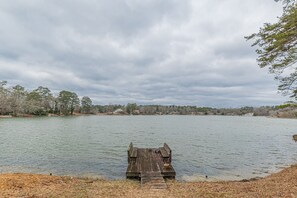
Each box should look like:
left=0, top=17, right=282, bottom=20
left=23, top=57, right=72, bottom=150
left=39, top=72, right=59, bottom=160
left=1, top=165, right=297, bottom=197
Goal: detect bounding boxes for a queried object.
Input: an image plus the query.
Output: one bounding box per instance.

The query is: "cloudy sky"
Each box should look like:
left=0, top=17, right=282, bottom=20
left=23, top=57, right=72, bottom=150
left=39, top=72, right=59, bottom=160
left=0, top=0, right=290, bottom=107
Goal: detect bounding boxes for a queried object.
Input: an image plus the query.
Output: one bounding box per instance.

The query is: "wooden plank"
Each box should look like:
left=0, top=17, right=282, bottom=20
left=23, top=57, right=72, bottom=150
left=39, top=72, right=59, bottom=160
left=159, top=147, right=169, bottom=158
left=126, top=143, right=176, bottom=185
left=128, top=142, right=138, bottom=158
left=163, top=143, right=171, bottom=154
left=141, top=171, right=167, bottom=189
left=130, top=148, right=137, bottom=157
left=129, top=142, right=133, bottom=150
left=163, top=143, right=172, bottom=163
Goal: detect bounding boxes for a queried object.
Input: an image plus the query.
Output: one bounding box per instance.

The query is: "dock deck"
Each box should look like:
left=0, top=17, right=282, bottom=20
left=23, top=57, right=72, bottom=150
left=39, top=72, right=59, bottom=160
left=126, top=143, right=176, bottom=189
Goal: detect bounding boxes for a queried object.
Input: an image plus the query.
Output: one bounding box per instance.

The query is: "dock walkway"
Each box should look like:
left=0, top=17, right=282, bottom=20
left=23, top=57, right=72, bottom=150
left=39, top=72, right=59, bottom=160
left=126, top=143, right=176, bottom=189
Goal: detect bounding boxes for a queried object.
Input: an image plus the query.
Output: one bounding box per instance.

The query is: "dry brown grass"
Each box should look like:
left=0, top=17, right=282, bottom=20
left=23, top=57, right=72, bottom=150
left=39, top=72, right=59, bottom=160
left=1, top=165, right=297, bottom=198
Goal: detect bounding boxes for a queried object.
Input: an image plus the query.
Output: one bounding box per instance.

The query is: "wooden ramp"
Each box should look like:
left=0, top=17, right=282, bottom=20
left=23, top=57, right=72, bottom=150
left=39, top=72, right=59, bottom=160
left=126, top=143, right=176, bottom=189
left=141, top=171, right=167, bottom=189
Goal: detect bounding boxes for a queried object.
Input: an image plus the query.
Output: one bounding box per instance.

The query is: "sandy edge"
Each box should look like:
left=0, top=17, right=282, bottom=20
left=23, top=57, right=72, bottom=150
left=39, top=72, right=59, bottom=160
left=0, top=164, right=297, bottom=198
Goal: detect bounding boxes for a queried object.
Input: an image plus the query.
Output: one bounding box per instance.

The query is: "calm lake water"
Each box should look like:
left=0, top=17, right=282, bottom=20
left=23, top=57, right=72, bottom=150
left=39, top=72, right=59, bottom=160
left=0, top=115, right=297, bottom=181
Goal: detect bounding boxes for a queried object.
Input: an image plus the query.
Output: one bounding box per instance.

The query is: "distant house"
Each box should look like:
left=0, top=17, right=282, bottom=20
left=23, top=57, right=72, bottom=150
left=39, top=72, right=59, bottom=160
left=133, top=110, right=140, bottom=115
left=113, top=108, right=125, bottom=115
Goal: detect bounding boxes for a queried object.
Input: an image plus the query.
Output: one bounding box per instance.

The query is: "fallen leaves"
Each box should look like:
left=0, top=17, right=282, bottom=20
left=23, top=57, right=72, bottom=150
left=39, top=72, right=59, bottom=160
left=0, top=165, right=297, bottom=198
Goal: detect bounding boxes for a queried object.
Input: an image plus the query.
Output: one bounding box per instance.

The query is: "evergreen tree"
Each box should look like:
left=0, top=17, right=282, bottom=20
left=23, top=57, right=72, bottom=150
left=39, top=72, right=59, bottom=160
left=246, top=1, right=297, bottom=98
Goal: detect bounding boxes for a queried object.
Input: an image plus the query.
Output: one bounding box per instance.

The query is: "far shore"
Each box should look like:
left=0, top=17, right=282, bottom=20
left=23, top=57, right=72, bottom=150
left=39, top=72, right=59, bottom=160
left=1, top=164, right=297, bottom=197
left=0, top=113, right=296, bottom=119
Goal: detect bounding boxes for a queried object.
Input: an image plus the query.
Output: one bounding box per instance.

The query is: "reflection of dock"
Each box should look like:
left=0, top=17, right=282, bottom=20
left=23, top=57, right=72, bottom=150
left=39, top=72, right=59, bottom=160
left=126, top=143, right=176, bottom=189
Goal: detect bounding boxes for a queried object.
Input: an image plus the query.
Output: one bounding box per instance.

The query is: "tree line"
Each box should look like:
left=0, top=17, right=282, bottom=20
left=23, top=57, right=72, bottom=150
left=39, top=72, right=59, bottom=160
left=91, top=103, right=296, bottom=117
left=1, top=81, right=296, bottom=117
left=0, top=81, right=92, bottom=116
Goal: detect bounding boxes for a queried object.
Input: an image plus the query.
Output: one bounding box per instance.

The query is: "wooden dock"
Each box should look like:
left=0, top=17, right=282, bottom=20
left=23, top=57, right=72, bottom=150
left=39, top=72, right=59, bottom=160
left=126, top=143, right=176, bottom=189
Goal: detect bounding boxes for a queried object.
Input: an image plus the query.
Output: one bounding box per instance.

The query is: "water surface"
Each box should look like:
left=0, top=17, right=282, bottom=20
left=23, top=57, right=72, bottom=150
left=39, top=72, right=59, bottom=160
left=0, top=115, right=296, bottom=181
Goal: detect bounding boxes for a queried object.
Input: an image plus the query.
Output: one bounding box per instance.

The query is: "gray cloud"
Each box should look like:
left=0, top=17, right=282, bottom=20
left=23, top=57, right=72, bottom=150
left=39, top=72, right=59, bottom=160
left=0, top=0, right=289, bottom=107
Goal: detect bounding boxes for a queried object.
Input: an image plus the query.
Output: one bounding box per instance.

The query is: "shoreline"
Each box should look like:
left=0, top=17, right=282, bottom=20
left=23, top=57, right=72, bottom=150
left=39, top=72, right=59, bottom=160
left=1, top=165, right=297, bottom=197
left=0, top=114, right=295, bottom=119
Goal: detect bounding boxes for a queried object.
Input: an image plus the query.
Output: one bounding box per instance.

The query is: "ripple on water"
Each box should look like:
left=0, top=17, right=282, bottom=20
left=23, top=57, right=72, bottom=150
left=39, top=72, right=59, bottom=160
left=1, top=116, right=297, bottom=180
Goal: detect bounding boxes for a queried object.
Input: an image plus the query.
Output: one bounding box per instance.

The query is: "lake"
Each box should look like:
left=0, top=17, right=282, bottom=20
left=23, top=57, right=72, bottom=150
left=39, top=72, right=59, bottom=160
left=0, top=115, right=297, bottom=181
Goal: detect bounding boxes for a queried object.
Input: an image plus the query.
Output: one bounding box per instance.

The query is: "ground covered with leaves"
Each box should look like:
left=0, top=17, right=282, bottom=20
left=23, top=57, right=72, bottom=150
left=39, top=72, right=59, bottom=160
left=1, top=165, right=297, bottom=198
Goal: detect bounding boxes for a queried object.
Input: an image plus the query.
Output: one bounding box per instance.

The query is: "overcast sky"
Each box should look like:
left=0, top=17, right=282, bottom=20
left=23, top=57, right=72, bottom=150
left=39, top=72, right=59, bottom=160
left=0, top=0, right=290, bottom=107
